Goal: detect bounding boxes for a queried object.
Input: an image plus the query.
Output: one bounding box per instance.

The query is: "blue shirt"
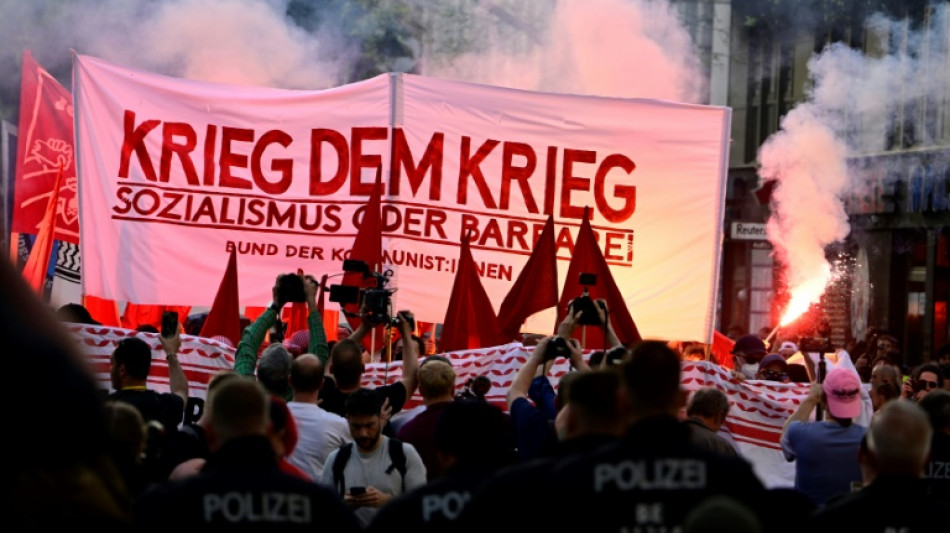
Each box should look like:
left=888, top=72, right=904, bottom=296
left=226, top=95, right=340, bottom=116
left=781, top=420, right=867, bottom=505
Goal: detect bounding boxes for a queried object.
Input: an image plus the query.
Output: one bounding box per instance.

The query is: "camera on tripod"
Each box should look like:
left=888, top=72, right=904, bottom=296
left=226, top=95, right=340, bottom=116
left=328, top=259, right=403, bottom=328
left=569, top=273, right=604, bottom=326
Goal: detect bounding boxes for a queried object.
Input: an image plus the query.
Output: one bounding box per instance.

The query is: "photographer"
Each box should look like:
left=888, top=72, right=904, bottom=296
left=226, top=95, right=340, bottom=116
left=902, top=363, right=942, bottom=402
left=234, top=272, right=328, bottom=401
left=506, top=308, right=591, bottom=461
left=565, top=294, right=623, bottom=353
left=318, top=306, right=419, bottom=432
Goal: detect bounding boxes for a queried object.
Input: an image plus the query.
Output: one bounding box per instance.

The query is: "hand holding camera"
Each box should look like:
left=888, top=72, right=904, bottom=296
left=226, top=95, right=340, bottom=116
left=273, top=272, right=307, bottom=308
left=303, top=274, right=320, bottom=305
left=541, top=335, right=572, bottom=362
left=394, top=309, right=415, bottom=334
left=567, top=273, right=606, bottom=327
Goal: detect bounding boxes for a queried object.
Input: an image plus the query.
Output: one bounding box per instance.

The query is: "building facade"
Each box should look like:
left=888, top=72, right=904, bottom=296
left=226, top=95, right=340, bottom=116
left=676, top=0, right=949, bottom=364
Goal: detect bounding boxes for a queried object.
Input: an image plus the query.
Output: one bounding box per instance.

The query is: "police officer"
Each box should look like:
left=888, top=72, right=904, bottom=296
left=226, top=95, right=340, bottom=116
left=535, top=341, right=769, bottom=532
left=135, top=378, right=360, bottom=532
left=366, top=400, right=516, bottom=533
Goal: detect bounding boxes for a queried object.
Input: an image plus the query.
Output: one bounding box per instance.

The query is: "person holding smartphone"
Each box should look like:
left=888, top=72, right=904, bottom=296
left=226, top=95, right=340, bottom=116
left=108, top=314, right=190, bottom=482
left=902, top=363, right=943, bottom=402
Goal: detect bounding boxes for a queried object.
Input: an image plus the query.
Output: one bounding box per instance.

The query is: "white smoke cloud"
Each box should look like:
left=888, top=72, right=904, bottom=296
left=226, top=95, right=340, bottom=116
left=418, top=0, right=705, bottom=102
left=759, top=6, right=950, bottom=323
left=0, top=0, right=352, bottom=112
left=0, top=0, right=705, bottom=114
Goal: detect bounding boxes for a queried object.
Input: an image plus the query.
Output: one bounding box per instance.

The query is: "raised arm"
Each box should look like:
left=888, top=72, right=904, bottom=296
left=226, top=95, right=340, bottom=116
left=160, top=328, right=189, bottom=404
left=594, top=298, right=622, bottom=349
left=304, top=273, right=329, bottom=365
left=396, top=310, right=419, bottom=397
left=782, top=382, right=821, bottom=433
left=233, top=274, right=283, bottom=376
left=507, top=337, right=549, bottom=409
left=347, top=300, right=372, bottom=346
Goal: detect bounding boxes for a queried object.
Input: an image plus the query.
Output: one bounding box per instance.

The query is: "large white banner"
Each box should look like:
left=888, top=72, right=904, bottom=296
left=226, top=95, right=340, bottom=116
left=75, top=54, right=729, bottom=342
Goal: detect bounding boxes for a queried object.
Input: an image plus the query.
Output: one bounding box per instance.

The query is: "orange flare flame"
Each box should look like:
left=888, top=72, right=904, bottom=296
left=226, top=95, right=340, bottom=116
left=779, top=276, right=830, bottom=326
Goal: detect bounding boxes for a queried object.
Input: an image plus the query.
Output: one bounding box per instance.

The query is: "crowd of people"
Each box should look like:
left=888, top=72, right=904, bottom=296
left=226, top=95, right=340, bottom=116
left=8, top=263, right=950, bottom=531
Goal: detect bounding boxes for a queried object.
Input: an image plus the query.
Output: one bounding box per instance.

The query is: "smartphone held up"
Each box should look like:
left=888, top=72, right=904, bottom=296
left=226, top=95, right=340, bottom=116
left=161, top=311, right=179, bottom=338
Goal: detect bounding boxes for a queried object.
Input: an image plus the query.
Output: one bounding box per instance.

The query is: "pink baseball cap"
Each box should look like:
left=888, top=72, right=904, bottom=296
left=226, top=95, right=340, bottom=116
left=822, top=368, right=862, bottom=419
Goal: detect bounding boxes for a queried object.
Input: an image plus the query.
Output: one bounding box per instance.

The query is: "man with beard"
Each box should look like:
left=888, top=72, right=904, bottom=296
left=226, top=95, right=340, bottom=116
left=322, top=388, right=427, bottom=528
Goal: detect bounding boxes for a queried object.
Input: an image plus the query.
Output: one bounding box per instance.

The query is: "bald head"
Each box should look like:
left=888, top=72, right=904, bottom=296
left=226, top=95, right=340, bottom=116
left=867, top=399, right=932, bottom=477
left=290, top=353, right=325, bottom=394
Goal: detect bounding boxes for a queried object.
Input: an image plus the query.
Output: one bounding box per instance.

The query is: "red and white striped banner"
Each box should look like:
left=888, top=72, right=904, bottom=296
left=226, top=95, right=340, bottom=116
left=71, top=324, right=235, bottom=399
left=72, top=326, right=870, bottom=489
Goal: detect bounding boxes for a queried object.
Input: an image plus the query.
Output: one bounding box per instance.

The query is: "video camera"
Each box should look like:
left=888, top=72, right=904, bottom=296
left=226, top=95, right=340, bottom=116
left=329, top=259, right=410, bottom=329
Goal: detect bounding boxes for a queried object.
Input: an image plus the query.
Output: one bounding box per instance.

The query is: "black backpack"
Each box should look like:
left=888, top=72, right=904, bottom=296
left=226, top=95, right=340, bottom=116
left=331, top=438, right=408, bottom=494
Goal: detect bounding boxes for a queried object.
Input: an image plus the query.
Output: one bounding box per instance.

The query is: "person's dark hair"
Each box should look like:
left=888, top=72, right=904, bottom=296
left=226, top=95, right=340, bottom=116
left=687, top=387, right=730, bottom=420
left=872, top=381, right=901, bottom=405
left=555, top=371, right=582, bottom=412
left=257, top=344, right=291, bottom=396
left=917, top=389, right=950, bottom=431
left=56, top=303, right=99, bottom=325
left=330, top=338, right=364, bottom=388
left=210, top=378, right=269, bottom=441
left=395, top=334, right=425, bottom=360
left=683, top=344, right=707, bottom=359
left=344, top=387, right=384, bottom=417
left=183, top=312, right=208, bottom=335
left=567, top=370, right=620, bottom=421
left=433, top=399, right=516, bottom=471
left=290, top=355, right=325, bottom=392
left=911, top=362, right=942, bottom=382
left=135, top=324, right=159, bottom=334
left=113, top=337, right=152, bottom=380
left=622, top=340, right=681, bottom=413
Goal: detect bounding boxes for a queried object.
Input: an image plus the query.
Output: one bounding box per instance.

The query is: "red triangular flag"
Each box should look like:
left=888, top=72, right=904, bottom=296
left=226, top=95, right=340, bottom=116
left=340, top=167, right=385, bottom=352
left=21, top=163, right=65, bottom=294
left=557, top=207, right=641, bottom=348
left=200, top=248, right=242, bottom=347
left=496, top=214, right=558, bottom=341
left=13, top=51, right=80, bottom=243
left=710, top=330, right=736, bottom=369
left=439, top=234, right=504, bottom=353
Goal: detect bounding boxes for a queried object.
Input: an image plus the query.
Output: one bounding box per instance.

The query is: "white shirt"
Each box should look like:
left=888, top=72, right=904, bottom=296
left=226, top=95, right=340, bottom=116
left=286, top=401, right=352, bottom=481
left=321, top=435, right=427, bottom=527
